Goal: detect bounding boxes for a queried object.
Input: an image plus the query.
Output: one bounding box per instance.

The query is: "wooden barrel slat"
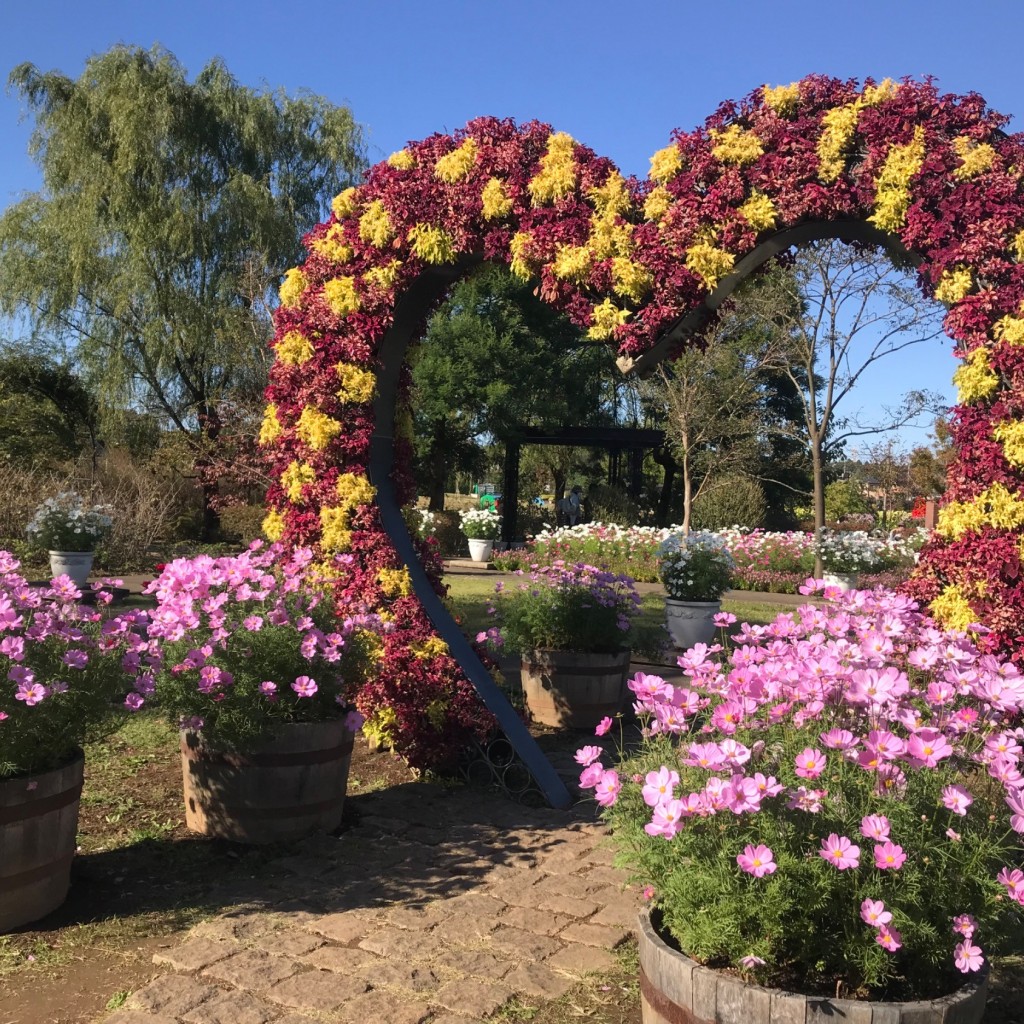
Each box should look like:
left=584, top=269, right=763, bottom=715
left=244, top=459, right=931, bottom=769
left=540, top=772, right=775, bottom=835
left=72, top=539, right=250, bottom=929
left=0, top=753, right=83, bottom=933
left=181, top=721, right=354, bottom=843
left=521, top=649, right=631, bottom=729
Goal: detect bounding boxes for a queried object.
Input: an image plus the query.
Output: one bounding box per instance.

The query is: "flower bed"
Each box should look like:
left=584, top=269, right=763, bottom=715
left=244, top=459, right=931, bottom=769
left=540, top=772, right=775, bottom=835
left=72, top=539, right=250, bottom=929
left=582, top=582, right=1024, bottom=1000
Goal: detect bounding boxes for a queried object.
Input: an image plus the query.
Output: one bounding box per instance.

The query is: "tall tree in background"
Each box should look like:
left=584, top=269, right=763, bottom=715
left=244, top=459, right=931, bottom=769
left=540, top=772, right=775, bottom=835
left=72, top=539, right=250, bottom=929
left=645, top=267, right=810, bottom=532
left=0, top=45, right=366, bottom=536
left=752, top=241, right=946, bottom=533
left=411, top=264, right=611, bottom=509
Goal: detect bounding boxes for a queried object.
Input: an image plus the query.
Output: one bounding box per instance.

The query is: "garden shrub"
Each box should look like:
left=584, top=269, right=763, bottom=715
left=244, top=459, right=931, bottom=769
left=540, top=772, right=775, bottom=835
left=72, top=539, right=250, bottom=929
left=825, top=479, right=871, bottom=522
left=692, top=475, right=767, bottom=531
left=218, top=502, right=267, bottom=544
left=585, top=483, right=643, bottom=527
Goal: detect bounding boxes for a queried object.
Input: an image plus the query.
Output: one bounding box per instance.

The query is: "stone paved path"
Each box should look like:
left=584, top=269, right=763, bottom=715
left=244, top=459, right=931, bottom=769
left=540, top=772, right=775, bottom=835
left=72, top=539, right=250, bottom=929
left=103, top=781, right=638, bottom=1024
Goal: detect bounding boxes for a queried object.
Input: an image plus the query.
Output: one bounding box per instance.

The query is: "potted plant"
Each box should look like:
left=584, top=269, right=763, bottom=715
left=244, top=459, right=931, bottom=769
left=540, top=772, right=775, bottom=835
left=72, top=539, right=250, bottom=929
left=145, top=543, right=383, bottom=843
left=459, top=507, right=501, bottom=562
left=25, top=492, right=114, bottom=586
left=0, top=552, right=149, bottom=932
left=814, top=528, right=885, bottom=590
left=490, top=561, right=641, bottom=729
left=656, top=530, right=735, bottom=649
left=580, top=582, right=1022, bottom=1022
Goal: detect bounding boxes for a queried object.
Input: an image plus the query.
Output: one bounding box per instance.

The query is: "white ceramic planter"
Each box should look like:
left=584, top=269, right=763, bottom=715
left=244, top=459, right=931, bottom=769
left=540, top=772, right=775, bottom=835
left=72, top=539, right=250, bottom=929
left=822, top=572, right=857, bottom=592
left=467, top=538, right=494, bottom=562
left=665, top=598, right=720, bottom=649
left=48, top=551, right=94, bottom=588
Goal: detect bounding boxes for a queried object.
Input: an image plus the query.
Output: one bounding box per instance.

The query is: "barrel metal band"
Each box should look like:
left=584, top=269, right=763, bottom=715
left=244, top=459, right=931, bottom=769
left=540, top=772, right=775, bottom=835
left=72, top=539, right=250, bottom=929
left=181, top=741, right=353, bottom=768
left=0, top=783, right=83, bottom=825
left=639, top=967, right=707, bottom=1024
left=0, top=850, right=75, bottom=888
left=191, top=794, right=345, bottom=822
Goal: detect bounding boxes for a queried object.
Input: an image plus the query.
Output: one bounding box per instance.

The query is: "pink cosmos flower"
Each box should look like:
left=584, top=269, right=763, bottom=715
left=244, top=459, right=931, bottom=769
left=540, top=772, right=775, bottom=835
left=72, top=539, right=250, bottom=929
left=819, top=728, right=856, bottom=750
left=946, top=828, right=962, bottom=841
left=876, top=925, right=902, bottom=952
left=578, top=763, right=604, bottom=790
left=787, top=786, right=826, bottom=813
left=874, top=841, right=907, bottom=871
left=642, top=885, right=655, bottom=901
left=594, top=716, right=613, bottom=736
left=594, top=770, right=621, bottom=808
left=794, top=747, right=826, bottom=779
left=1006, top=790, right=1024, bottom=833
left=860, top=899, right=892, bottom=928
left=124, top=692, right=144, bottom=710
left=954, top=941, right=984, bottom=973
left=645, top=799, right=685, bottom=839
left=860, top=814, right=890, bottom=841
left=62, top=649, right=88, bottom=669
left=713, top=611, right=737, bottom=627
left=819, top=834, right=860, bottom=870
left=642, top=767, right=680, bottom=807
left=942, top=785, right=973, bottom=816
left=997, top=867, right=1024, bottom=903
left=14, top=681, right=47, bottom=705
left=736, top=844, right=777, bottom=878
left=906, top=729, right=954, bottom=768
left=291, top=675, right=318, bottom=698
left=575, top=745, right=603, bottom=767
left=739, top=955, right=766, bottom=968
left=259, top=681, right=277, bottom=696
left=952, top=914, right=977, bottom=938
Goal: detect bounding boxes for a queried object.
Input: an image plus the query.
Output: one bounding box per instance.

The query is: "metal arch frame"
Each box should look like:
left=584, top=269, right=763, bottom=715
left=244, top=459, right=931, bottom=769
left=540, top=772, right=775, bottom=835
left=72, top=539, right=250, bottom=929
left=368, top=256, right=577, bottom=810
left=367, top=221, right=916, bottom=810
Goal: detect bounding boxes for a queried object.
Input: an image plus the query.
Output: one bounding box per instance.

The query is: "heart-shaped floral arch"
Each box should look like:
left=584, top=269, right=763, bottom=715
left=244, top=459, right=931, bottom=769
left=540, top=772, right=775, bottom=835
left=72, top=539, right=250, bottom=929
left=260, top=74, right=1024, bottom=794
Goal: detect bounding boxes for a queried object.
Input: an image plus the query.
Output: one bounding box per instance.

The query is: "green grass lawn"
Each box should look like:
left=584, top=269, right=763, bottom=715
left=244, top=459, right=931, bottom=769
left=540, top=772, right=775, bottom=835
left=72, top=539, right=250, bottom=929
left=443, top=572, right=786, bottom=649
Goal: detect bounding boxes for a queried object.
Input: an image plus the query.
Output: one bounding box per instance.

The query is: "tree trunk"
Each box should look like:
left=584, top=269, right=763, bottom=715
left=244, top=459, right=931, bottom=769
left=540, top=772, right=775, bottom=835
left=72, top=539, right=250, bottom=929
left=196, top=406, right=222, bottom=542
left=653, top=447, right=677, bottom=527
left=811, top=433, right=825, bottom=577
left=681, top=436, right=692, bottom=535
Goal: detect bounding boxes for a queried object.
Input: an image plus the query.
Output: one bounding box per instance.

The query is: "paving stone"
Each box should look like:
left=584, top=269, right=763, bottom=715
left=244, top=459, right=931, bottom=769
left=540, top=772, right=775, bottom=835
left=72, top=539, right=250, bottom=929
left=354, top=960, right=442, bottom=994
left=432, top=978, right=514, bottom=1018
left=442, top=892, right=508, bottom=916
left=499, top=906, right=573, bottom=936
left=559, top=921, right=629, bottom=948
left=302, top=945, right=380, bottom=974
left=269, top=1016, right=319, bottom=1024
left=505, top=961, right=577, bottom=1000
left=536, top=894, right=600, bottom=919
left=486, top=926, right=563, bottom=962
left=266, top=970, right=368, bottom=1011
left=181, top=990, right=281, bottom=1024
left=358, top=927, right=433, bottom=960
left=106, top=1013, right=180, bottom=1024
left=585, top=844, right=618, bottom=867
left=532, top=874, right=595, bottom=900
left=306, top=910, right=375, bottom=944
left=192, top=915, right=275, bottom=943
left=336, top=988, right=432, bottom=1024
left=545, top=943, right=618, bottom=976
left=202, top=949, right=301, bottom=991
left=482, top=873, right=543, bottom=906
left=127, top=975, right=221, bottom=1016
left=590, top=902, right=640, bottom=931
left=431, top=911, right=502, bottom=944
left=152, top=937, right=239, bottom=972
left=582, top=866, right=629, bottom=889
left=431, top=947, right=515, bottom=980
left=426, top=1016, right=484, bottom=1024
left=388, top=904, right=445, bottom=930
left=252, top=928, right=325, bottom=958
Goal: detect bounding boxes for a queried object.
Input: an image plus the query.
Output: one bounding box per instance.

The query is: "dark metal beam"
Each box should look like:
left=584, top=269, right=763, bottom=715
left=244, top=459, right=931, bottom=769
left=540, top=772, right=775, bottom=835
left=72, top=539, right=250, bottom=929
left=369, top=258, right=572, bottom=810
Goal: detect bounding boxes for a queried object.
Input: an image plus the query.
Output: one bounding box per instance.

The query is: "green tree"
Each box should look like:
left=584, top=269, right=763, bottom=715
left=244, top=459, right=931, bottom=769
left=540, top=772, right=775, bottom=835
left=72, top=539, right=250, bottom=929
left=411, top=264, right=611, bottom=509
left=0, top=45, right=365, bottom=536
left=0, top=348, right=100, bottom=470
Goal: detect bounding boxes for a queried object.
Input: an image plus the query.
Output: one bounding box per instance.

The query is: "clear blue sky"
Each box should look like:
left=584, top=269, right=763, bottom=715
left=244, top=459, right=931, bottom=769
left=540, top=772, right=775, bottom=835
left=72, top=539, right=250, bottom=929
left=2, top=0, right=1021, bottom=450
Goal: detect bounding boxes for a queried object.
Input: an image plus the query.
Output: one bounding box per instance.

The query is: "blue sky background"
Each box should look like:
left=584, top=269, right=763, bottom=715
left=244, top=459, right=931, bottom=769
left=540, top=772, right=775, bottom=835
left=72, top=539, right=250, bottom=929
left=2, top=0, right=1022, bottom=451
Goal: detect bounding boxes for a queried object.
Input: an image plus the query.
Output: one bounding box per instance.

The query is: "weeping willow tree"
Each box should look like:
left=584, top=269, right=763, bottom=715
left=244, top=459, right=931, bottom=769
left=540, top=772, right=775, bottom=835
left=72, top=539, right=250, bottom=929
left=0, top=45, right=366, bottom=535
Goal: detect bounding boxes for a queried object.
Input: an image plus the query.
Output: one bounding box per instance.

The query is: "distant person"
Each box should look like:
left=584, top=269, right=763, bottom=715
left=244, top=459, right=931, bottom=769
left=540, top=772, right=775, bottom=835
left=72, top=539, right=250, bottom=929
left=567, top=485, right=582, bottom=526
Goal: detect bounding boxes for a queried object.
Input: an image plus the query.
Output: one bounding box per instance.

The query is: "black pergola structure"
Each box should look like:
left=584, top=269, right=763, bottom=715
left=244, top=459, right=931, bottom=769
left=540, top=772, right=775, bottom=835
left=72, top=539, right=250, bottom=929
left=500, top=425, right=665, bottom=544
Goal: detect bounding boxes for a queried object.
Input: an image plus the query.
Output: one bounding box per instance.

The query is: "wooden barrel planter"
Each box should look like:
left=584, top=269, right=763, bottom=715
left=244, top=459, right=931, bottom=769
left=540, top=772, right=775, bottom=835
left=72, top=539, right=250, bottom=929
left=180, top=720, right=354, bottom=843
left=520, top=648, right=631, bottom=729
left=0, top=752, right=84, bottom=933
left=637, top=910, right=988, bottom=1024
